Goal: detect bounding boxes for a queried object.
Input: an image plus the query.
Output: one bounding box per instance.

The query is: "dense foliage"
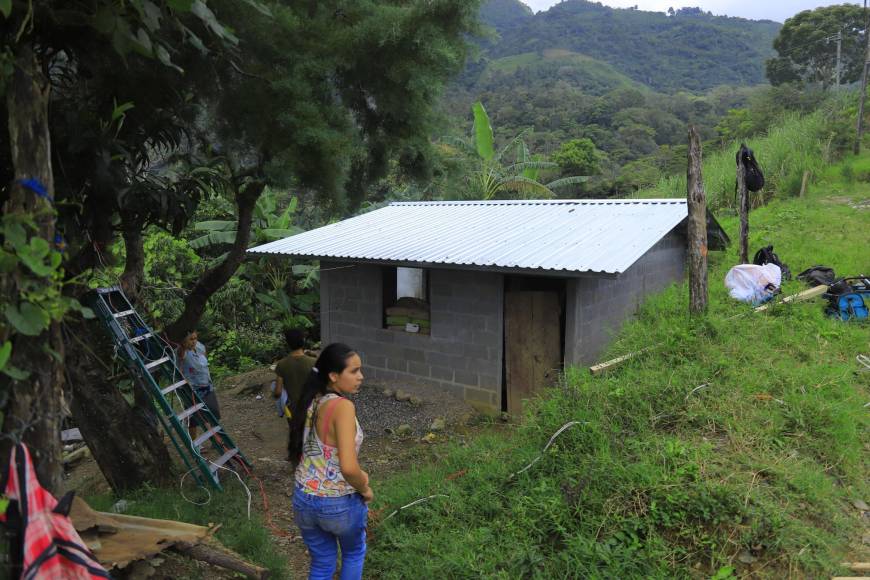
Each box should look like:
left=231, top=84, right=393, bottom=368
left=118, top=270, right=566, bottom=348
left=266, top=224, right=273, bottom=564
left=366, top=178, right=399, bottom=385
left=467, top=1, right=780, bottom=93
left=648, top=92, right=857, bottom=210
left=766, top=4, right=867, bottom=87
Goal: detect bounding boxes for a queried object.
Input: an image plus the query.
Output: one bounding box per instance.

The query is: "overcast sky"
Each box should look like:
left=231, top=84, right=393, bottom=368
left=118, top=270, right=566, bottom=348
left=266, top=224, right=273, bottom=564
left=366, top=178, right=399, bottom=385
left=521, top=1, right=859, bottom=23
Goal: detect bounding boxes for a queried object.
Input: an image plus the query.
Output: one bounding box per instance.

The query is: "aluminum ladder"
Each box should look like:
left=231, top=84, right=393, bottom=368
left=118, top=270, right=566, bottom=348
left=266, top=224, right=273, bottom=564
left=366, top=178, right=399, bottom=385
left=88, top=286, right=250, bottom=490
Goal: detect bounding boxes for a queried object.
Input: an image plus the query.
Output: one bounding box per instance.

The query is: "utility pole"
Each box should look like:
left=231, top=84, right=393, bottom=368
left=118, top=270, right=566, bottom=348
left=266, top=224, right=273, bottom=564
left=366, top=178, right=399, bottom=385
left=856, top=0, right=870, bottom=154
left=836, top=30, right=843, bottom=87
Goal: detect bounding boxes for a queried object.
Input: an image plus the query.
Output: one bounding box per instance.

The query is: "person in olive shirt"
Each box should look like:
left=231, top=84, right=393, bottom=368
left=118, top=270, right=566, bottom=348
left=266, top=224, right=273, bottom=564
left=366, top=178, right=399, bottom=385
left=273, top=328, right=315, bottom=421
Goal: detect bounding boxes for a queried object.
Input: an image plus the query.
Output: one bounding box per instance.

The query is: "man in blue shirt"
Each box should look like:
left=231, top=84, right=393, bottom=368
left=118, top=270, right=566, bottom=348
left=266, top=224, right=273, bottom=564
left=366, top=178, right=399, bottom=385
left=179, top=330, right=221, bottom=448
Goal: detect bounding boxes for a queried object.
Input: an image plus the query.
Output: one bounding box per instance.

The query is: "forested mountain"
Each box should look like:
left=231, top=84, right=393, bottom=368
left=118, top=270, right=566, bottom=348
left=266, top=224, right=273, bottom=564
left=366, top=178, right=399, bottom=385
left=479, top=0, right=533, bottom=29
left=437, top=1, right=785, bottom=196
left=464, top=0, right=780, bottom=93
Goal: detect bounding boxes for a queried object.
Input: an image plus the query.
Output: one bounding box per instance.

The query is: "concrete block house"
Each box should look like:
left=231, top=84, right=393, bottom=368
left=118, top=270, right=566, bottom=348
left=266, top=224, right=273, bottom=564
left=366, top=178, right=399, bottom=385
left=249, top=200, right=728, bottom=414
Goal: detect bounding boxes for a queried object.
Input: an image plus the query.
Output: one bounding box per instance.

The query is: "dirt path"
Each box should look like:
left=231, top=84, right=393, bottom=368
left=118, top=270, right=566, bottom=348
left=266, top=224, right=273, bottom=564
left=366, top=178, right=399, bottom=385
left=67, top=367, right=486, bottom=578
left=218, top=371, right=482, bottom=576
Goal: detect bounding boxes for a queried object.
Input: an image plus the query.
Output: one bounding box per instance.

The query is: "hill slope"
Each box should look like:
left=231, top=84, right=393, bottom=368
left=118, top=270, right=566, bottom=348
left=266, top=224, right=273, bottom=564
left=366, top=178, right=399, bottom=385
left=479, top=0, right=532, bottom=30
left=468, top=0, right=780, bottom=93
left=367, top=137, right=870, bottom=577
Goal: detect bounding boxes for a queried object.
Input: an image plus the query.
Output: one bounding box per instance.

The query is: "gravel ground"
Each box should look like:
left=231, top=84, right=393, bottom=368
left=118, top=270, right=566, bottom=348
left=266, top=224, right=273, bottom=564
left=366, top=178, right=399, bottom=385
left=218, top=367, right=480, bottom=437
left=345, top=380, right=476, bottom=437
left=219, top=368, right=475, bottom=437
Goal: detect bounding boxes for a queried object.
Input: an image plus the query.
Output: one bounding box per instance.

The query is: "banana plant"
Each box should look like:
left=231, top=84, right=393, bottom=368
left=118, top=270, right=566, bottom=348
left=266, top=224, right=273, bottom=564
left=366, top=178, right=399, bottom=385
left=190, top=188, right=301, bottom=259
left=255, top=287, right=315, bottom=329
left=446, top=102, right=588, bottom=199
left=252, top=259, right=319, bottom=328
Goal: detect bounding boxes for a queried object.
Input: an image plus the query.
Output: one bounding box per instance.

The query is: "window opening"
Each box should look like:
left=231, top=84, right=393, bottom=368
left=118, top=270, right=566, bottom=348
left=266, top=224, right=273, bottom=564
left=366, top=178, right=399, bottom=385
left=383, top=267, right=430, bottom=335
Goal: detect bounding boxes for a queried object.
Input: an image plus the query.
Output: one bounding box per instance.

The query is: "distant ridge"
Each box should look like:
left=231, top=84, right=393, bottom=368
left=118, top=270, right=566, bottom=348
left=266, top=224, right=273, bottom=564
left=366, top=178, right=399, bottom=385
left=467, top=0, right=780, bottom=92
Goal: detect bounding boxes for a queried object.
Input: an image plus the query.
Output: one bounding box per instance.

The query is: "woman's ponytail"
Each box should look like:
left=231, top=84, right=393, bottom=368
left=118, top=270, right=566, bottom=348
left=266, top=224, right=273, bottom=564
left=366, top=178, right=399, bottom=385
left=287, top=343, right=357, bottom=466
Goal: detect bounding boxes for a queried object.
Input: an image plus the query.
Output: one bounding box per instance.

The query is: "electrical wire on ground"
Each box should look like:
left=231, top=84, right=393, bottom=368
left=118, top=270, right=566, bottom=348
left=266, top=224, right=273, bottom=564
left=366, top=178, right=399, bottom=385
left=508, top=420, right=587, bottom=480
left=382, top=495, right=450, bottom=522
left=377, top=421, right=588, bottom=526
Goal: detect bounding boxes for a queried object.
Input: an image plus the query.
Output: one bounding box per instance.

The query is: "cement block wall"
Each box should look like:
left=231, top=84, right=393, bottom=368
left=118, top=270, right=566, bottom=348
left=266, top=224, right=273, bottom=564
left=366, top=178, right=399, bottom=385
left=564, top=229, right=687, bottom=366
left=320, top=262, right=504, bottom=412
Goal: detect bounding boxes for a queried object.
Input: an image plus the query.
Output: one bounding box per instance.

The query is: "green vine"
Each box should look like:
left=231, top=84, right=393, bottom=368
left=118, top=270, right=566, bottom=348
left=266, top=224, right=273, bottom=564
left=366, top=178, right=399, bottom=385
left=0, top=208, right=91, bottom=380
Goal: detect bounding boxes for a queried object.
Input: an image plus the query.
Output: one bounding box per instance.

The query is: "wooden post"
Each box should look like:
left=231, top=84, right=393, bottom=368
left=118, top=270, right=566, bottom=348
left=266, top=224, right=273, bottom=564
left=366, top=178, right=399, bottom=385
left=687, top=126, right=708, bottom=315
left=799, top=170, right=811, bottom=198
left=854, top=0, right=869, bottom=155
left=737, top=149, right=749, bottom=264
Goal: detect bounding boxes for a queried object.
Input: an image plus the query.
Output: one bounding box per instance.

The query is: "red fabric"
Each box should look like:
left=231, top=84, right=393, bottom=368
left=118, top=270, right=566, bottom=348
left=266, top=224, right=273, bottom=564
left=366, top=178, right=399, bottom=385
left=1, top=443, right=109, bottom=579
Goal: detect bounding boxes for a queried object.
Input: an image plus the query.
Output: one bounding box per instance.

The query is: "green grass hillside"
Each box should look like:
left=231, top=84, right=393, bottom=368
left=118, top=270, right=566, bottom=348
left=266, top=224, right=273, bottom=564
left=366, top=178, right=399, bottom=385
left=366, top=157, right=869, bottom=577
left=480, top=50, right=645, bottom=96
left=646, top=94, right=855, bottom=211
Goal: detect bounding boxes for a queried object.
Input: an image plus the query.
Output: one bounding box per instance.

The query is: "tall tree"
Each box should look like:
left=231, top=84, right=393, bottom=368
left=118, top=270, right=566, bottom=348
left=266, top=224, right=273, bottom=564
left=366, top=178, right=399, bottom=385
left=1, top=0, right=247, bottom=491
left=1, top=43, right=65, bottom=492
left=165, top=0, right=482, bottom=337
left=2, top=0, right=482, bottom=490
left=766, top=5, right=867, bottom=87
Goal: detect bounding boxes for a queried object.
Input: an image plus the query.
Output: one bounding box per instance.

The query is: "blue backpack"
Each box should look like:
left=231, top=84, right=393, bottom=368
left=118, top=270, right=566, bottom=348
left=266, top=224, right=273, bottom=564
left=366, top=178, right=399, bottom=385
left=825, top=277, right=870, bottom=321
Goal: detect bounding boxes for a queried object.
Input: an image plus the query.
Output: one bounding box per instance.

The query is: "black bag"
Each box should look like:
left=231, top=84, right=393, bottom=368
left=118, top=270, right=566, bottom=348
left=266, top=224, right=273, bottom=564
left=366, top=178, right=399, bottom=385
left=737, top=144, right=765, bottom=192
left=753, top=244, right=791, bottom=280
left=796, top=265, right=836, bottom=287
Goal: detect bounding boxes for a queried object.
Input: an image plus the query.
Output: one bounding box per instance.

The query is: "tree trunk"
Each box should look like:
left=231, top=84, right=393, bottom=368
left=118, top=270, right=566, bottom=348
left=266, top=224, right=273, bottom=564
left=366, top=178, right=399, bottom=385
left=687, top=126, right=708, bottom=315
left=64, top=319, right=173, bottom=492
left=737, top=153, right=749, bottom=264
left=0, top=44, right=64, bottom=493
left=119, top=213, right=145, bottom=304
left=164, top=181, right=264, bottom=342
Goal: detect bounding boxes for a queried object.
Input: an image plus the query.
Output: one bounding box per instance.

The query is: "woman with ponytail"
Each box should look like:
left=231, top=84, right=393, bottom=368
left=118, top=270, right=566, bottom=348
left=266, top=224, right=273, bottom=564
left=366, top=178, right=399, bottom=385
left=288, top=343, right=371, bottom=580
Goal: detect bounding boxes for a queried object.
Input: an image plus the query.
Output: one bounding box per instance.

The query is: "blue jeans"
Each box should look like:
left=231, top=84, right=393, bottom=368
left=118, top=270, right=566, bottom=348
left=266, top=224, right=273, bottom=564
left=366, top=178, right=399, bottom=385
left=292, top=487, right=368, bottom=580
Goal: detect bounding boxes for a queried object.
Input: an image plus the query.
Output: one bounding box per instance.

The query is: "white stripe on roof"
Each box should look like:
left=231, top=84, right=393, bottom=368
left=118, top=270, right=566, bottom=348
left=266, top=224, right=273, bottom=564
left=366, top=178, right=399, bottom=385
left=248, top=199, right=691, bottom=275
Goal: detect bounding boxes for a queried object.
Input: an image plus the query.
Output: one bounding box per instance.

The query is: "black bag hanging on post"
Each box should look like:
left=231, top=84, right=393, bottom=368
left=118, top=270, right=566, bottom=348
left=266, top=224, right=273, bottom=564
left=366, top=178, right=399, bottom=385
left=737, top=143, right=765, bottom=192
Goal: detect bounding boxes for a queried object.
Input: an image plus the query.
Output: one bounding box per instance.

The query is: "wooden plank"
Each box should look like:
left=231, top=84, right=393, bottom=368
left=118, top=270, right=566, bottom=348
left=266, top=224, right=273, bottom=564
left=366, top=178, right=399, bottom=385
left=754, top=284, right=828, bottom=312
left=173, top=541, right=270, bottom=579
left=505, top=290, right=561, bottom=416
left=841, top=562, right=870, bottom=571
left=589, top=347, right=653, bottom=376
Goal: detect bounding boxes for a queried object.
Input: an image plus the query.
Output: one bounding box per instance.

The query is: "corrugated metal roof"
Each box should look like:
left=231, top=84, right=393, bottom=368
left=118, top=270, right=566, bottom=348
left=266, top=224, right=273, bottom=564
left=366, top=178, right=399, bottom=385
left=248, top=199, right=709, bottom=275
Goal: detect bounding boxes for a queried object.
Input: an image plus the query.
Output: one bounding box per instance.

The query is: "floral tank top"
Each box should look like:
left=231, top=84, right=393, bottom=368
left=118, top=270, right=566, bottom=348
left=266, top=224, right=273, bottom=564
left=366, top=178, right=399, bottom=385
left=294, top=394, right=364, bottom=497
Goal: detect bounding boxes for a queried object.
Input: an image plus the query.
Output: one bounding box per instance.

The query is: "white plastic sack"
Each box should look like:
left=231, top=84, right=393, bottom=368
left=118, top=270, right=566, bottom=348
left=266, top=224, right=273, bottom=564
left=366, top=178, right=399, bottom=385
left=725, top=263, right=782, bottom=305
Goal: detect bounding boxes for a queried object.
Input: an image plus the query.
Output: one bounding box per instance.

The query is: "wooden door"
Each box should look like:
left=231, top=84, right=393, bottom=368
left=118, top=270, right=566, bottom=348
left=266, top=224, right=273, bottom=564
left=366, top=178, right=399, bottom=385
left=504, top=290, right=562, bottom=416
